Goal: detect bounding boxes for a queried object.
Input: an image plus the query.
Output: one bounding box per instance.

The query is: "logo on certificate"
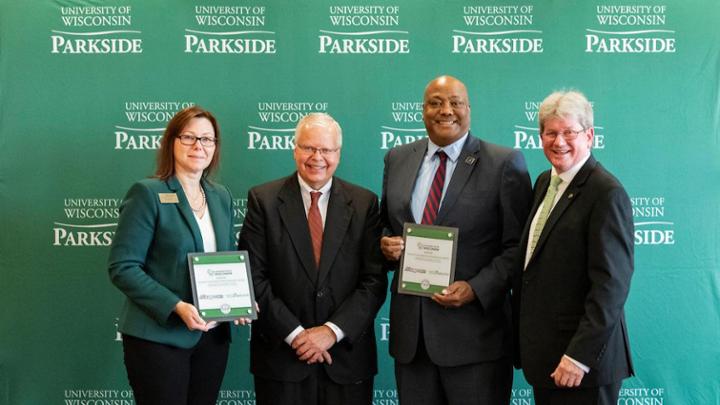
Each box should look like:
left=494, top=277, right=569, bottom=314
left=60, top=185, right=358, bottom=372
left=398, top=223, right=458, bottom=297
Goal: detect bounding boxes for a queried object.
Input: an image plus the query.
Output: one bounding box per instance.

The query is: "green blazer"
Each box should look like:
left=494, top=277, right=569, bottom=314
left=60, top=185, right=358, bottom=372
left=108, top=176, right=235, bottom=348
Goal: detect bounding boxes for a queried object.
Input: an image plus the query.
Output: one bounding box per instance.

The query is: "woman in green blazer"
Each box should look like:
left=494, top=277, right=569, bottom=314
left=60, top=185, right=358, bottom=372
left=108, top=106, right=246, bottom=404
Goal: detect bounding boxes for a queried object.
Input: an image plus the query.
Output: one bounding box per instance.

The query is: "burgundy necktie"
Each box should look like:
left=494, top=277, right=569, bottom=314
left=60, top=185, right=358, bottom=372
left=421, top=151, right=448, bottom=225
left=308, top=191, right=323, bottom=267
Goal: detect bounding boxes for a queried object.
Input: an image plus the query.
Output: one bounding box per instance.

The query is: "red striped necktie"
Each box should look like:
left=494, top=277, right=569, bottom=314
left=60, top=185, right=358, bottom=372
left=421, top=150, right=448, bottom=225
left=308, top=191, right=323, bottom=267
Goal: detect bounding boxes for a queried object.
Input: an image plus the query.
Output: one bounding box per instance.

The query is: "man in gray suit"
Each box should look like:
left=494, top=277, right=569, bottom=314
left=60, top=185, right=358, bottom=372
left=380, top=75, right=533, bottom=404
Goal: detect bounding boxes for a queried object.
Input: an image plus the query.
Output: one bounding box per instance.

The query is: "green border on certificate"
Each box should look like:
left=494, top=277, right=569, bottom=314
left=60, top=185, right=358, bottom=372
left=398, top=223, right=458, bottom=297
left=187, top=251, right=258, bottom=322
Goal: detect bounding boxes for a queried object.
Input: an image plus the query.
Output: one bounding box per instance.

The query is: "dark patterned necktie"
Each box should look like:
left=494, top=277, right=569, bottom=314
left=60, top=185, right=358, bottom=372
left=421, top=151, right=448, bottom=225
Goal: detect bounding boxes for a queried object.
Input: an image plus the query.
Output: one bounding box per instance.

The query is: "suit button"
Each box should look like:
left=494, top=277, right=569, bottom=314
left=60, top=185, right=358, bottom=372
left=316, top=291, right=324, bottom=298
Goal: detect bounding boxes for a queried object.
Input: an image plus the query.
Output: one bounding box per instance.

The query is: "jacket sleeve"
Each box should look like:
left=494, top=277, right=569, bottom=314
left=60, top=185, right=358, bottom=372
left=238, top=188, right=302, bottom=341
left=467, top=149, right=533, bottom=312
left=328, top=196, right=388, bottom=343
left=379, top=148, right=400, bottom=272
left=565, top=186, right=634, bottom=368
left=108, top=182, right=181, bottom=325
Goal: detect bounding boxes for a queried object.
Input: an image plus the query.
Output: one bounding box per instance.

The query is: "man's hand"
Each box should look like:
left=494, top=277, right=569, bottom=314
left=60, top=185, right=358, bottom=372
left=380, top=236, right=404, bottom=261
left=291, top=326, right=337, bottom=365
left=233, top=301, right=260, bottom=326
left=431, top=281, right=476, bottom=308
left=550, top=356, right=585, bottom=388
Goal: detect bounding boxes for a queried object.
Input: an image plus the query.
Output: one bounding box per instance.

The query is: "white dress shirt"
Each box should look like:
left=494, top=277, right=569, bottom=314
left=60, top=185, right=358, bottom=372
left=284, top=176, right=345, bottom=345
left=194, top=207, right=216, bottom=253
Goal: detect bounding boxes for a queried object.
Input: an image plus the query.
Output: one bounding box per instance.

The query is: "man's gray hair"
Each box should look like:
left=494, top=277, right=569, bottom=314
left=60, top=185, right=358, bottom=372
left=538, top=90, right=593, bottom=134
left=295, top=112, right=343, bottom=147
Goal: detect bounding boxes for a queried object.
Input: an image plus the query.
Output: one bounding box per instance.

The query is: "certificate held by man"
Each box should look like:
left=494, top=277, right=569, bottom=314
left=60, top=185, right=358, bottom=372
left=187, top=251, right=258, bottom=321
left=398, top=222, right=458, bottom=297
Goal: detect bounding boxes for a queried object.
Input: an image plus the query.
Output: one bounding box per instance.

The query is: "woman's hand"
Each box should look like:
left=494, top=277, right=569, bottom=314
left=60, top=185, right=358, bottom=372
left=174, top=301, right=210, bottom=332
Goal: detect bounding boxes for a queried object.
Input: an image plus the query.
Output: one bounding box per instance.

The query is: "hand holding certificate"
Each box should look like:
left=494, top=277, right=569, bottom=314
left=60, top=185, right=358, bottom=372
left=398, top=223, right=458, bottom=297
left=187, top=251, right=258, bottom=322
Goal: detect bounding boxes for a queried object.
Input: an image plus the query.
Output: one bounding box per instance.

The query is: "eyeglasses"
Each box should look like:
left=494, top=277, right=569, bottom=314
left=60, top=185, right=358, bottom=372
left=177, top=134, right=216, bottom=147
left=425, top=99, right=467, bottom=110
left=296, top=144, right=340, bottom=156
left=541, top=128, right=586, bottom=141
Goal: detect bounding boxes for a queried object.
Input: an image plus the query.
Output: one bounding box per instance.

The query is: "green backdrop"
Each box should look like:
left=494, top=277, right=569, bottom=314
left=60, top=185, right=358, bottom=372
left=1, top=0, right=719, bottom=403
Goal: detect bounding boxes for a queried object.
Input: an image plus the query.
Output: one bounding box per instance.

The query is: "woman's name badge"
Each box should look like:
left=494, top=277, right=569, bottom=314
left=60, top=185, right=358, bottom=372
left=158, top=193, right=179, bottom=203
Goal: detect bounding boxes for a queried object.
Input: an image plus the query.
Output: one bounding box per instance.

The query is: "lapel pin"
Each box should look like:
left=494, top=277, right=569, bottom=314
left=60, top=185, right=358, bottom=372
left=568, top=193, right=574, bottom=199
left=464, top=156, right=476, bottom=165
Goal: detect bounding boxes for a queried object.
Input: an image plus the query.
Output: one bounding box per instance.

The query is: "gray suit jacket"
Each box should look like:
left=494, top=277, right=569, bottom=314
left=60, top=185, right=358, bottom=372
left=381, top=134, right=532, bottom=366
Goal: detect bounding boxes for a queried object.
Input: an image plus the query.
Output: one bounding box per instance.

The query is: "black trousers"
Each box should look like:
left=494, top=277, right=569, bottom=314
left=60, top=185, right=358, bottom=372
left=122, top=326, right=230, bottom=405
left=533, top=381, right=622, bottom=405
left=394, top=337, right=512, bottom=405
left=254, top=366, right=373, bottom=405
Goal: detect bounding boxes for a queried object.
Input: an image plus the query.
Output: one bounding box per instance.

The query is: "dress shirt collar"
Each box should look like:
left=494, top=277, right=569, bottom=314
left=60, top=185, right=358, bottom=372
left=297, top=174, right=333, bottom=198
left=552, top=153, right=591, bottom=185
left=426, top=132, right=469, bottom=163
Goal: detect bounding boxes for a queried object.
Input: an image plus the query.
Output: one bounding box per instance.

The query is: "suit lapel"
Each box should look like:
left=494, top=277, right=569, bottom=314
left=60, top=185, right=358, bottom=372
left=277, top=176, right=317, bottom=283
left=435, top=134, right=480, bottom=224
left=202, top=180, right=230, bottom=251
left=317, top=180, right=353, bottom=286
left=529, top=156, right=597, bottom=264
left=167, top=176, right=203, bottom=251
left=400, top=138, right=428, bottom=222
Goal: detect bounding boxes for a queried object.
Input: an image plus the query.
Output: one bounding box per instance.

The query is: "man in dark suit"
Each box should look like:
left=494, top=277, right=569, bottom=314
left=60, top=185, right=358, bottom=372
left=515, top=90, right=634, bottom=405
left=380, top=75, right=533, bottom=404
left=238, top=113, right=387, bottom=405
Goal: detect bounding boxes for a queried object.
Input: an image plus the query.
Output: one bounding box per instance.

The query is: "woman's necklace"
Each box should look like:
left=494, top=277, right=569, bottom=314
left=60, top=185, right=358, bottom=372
left=188, top=186, right=206, bottom=215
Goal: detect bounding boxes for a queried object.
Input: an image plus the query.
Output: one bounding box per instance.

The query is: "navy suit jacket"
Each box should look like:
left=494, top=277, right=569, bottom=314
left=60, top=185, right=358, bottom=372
left=514, top=155, right=635, bottom=388
left=381, top=134, right=532, bottom=366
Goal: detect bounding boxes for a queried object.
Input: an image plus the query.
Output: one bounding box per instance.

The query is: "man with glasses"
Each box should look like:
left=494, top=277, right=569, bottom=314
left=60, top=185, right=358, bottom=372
left=239, top=113, right=387, bottom=405
left=513, top=90, right=634, bottom=405
left=380, top=75, right=532, bottom=404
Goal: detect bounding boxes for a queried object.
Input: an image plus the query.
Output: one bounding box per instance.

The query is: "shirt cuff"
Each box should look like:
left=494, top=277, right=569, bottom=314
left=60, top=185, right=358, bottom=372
left=284, top=325, right=304, bottom=346
left=564, top=354, right=590, bottom=373
left=324, top=322, right=344, bottom=342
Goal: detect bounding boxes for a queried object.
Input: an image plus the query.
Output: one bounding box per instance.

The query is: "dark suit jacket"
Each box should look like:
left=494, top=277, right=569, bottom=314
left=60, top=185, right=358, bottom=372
left=238, top=174, right=387, bottom=384
left=514, top=155, right=634, bottom=388
left=108, top=176, right=235, bottom=349
left=381, top=134, right=532, bottom=367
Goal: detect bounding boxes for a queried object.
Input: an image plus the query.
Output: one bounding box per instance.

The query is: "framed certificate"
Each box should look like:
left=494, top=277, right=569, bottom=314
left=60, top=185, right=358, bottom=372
left=187, top=251, right=258, bottom=321
left=398, top=223, right=458, bottom=297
